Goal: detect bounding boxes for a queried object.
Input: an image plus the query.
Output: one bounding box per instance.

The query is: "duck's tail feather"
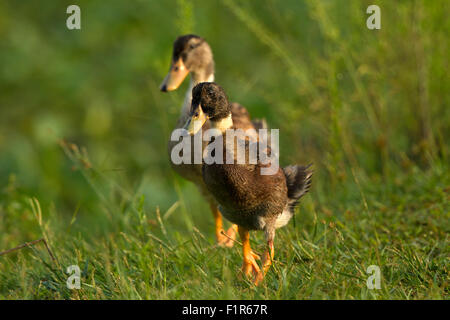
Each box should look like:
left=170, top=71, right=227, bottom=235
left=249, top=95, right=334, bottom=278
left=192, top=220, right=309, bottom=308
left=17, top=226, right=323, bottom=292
left=283, top=164, right=312, bottom=213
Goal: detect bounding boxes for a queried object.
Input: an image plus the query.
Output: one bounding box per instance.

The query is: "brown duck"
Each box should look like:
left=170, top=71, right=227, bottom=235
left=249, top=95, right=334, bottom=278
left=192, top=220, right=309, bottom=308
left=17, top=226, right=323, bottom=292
left=160, top=35, right=265, bottom=247
left=183, top=82, right=312, bottom=285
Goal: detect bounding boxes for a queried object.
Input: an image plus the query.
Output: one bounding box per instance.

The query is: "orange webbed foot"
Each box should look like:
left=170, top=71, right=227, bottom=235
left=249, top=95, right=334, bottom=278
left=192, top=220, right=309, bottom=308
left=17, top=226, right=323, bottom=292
left=241, top=250, right=261, bottom=280
left=238, top=226, right=265, bottom=283
left=253, top=240, right=274, bottom=285
left=211, top=203, right=237, bottom=248
left=217, top=225, right=238, bottom=248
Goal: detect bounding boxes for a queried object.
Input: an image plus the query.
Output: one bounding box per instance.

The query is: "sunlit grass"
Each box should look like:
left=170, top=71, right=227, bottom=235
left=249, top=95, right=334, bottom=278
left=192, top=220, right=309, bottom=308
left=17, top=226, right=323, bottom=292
left=0, top=142, right=448, bottom=299
left=0, top=0, right=448, bottom=299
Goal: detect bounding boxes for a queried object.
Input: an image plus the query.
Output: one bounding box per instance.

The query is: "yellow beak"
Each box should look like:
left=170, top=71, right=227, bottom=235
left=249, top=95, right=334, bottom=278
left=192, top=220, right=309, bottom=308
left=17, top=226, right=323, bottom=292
left=160, top=58, right=189, bottom=92
left=183, top=106, right=208, bottom=135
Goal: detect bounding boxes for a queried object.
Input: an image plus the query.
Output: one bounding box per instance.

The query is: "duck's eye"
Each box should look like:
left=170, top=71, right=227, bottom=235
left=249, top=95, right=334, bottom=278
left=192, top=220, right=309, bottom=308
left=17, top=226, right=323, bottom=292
left=174, top=66, right=179, bottom=72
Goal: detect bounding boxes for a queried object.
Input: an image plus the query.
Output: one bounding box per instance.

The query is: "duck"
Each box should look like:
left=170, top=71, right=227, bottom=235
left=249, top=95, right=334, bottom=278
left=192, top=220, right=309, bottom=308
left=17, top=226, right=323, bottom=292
left=183, top=82, right=312, bottom=285
left=160, top=35, right=265, bottom=247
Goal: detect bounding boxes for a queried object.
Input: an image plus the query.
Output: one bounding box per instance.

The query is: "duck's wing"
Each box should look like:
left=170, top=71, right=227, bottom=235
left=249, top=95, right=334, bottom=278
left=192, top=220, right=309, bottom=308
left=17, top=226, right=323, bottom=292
left=230, top=102, right=254, bottom=130
left=230, top=102, right=267, bottom=129
left=251, top=118, right=268, bottom=130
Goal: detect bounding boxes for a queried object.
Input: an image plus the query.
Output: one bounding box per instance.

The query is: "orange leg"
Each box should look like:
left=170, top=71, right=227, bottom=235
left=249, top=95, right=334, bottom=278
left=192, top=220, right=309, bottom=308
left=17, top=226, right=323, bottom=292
left=210, top=203, right=237, bottom=247
left=254, top=239, right=274, bottom=285
left=238, top=226, right=260, bottom=280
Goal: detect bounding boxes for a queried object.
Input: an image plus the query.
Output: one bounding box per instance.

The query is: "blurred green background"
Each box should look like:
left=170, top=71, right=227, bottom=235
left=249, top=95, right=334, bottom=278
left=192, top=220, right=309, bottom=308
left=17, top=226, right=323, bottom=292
left=0, top=0, right=448, bottom=299
left=1, top=0, right=447, bottom=216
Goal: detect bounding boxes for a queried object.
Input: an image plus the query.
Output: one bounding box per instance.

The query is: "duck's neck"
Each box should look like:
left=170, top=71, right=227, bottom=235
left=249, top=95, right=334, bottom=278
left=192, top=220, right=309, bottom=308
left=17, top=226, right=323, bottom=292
left=210, top=114, right=233, bottom=133
left=180, top=72, right=215, bottom=121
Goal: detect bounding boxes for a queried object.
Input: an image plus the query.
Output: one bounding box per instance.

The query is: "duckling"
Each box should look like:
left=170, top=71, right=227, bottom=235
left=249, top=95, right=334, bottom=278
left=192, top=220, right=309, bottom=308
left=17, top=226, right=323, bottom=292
left=184, top=82, right=312, bottom=285
left=160, top=35, right=265, bottom=247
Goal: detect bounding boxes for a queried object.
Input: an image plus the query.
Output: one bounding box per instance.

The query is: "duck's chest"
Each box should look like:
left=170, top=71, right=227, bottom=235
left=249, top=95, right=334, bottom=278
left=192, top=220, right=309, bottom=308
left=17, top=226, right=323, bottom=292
left=167, top=119, right=211, bottom=183
left=167, top=132, right=205, bottom=183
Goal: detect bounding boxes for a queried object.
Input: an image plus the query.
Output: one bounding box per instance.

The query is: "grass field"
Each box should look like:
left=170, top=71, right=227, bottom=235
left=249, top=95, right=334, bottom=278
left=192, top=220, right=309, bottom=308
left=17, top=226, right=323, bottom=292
left=0, top=0, right=448, bottom=299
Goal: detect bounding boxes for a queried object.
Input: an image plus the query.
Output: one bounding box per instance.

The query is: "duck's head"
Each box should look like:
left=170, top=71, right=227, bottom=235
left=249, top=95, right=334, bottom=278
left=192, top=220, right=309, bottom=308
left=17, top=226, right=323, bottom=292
left=160, top=35, right=214, bottom=92
left=184, top=82, right=231, bottom=135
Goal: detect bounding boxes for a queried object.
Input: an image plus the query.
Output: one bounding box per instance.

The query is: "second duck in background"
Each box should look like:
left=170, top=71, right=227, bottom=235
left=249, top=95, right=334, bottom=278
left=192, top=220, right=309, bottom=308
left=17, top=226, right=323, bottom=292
left=160, top=34, right=266, bottom=247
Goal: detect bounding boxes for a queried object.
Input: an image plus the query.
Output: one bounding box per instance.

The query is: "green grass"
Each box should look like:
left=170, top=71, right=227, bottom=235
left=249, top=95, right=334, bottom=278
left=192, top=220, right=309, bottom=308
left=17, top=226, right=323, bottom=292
left=0, top=147, right=448, bottom=299
left=0, top=0, right=449, bottom=299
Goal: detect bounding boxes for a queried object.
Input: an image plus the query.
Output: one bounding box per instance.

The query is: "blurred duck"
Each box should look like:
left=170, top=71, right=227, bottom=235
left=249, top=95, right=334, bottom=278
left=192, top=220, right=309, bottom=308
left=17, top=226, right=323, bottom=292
left=160, top=35, right=265, bottom=247
left=184, top=82, right=312, bottom=285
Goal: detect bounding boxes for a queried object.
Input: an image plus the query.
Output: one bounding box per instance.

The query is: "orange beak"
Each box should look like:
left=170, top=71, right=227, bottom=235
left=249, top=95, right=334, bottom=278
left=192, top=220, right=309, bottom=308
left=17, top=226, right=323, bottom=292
left=160, top=58, right=189, bottom=92
left=183, top=105, right=208, bottom=135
